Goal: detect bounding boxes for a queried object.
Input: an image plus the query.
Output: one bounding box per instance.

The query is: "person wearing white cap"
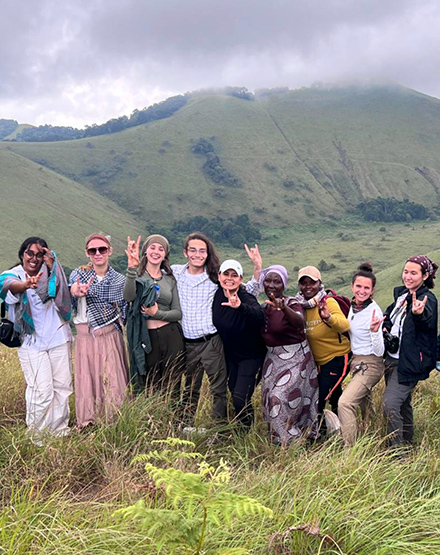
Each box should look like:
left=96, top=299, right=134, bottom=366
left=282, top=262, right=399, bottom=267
left=212, top=259, right=266, bottom=428
left=171, top=233, right=262, bottom=428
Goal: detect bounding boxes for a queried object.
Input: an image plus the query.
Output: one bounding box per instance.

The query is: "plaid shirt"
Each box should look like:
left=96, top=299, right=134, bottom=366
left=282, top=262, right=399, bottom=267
left=69, top=266, right=127, bottom=332
left=172, top=263, right=259, bottom=339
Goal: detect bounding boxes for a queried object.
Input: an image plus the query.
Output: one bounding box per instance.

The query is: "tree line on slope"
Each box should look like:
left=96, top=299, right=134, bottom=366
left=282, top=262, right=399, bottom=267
left=5, top=87, right=255, bottom=143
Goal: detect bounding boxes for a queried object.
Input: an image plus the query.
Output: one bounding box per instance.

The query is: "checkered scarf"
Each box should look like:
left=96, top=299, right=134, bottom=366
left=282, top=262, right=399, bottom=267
left=69, top=266, right=127, bottom=331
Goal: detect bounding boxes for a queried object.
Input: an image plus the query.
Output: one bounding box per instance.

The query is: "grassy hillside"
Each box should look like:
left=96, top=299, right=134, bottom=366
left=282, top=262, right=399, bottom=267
left=1, top=344, right=440, bottom=554
left=0, top=149, right=143, bottom=270
left=2, top=84, right=440, bottom=232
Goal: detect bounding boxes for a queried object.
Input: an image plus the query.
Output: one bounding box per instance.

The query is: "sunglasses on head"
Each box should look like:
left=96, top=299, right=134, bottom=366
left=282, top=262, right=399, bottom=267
left=87, top=246, right=109, bottom=256
left=25, top=250, right=44, bottom=260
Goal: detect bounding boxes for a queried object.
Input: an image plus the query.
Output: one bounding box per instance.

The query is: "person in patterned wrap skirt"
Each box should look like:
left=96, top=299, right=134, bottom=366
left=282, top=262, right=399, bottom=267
left=260, top=265, right=319, bottom=445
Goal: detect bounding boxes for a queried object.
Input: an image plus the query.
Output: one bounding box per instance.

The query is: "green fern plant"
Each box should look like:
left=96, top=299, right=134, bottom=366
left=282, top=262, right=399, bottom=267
left=114, top=438, right=273, bottom=554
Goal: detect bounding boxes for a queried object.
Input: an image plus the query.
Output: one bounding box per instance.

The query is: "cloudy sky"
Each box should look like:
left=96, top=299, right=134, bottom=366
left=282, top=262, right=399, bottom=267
left=1, top=0, right=440, bottom=127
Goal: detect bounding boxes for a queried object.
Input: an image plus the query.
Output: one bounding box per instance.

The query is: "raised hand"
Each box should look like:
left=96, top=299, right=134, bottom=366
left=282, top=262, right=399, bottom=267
left=126, top=235, right=141, bottom=268
left=370, top=309, right=385, bottom=332
left=318, top=299, right=331, bottom=322
left=141, top=303, right=158, bottom=317
left=221, top=289, right=242, bottom=309
left=244, top=243, right=262, bottom=277
left=42, top=247, right=55, bottom=271
left=72, top=275, right=95, bottom=298
left=265, top=292, right=285, bottom=311
left=412, top=292, right=428, bottom=315
left=24, top=272, right=42, bottom=290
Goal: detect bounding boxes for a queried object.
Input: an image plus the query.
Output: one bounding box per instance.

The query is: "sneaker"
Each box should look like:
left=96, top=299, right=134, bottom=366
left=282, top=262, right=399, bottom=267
left=323, top=409, right=341, bottom=435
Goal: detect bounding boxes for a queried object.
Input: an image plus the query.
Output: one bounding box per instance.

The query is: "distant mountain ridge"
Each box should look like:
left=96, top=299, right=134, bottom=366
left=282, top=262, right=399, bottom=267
left=1, top=87, right=254, bottom=142
left=2, top=83, right=440, bottom=242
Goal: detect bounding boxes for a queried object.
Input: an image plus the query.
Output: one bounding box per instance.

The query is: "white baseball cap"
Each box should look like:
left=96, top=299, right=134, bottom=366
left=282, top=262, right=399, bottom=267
left=219, top=259, right=243, bottom=277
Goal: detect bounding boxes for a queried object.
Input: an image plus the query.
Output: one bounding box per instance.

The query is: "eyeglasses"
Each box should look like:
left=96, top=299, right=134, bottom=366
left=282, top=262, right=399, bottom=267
left=25, top=250, right=44, bottom=260
left=87, top=246, right=109, bottom=256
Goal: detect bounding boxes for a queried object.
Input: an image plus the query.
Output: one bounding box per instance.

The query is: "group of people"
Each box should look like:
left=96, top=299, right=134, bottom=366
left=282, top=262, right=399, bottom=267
left=0, top=232, right=438, bottom=450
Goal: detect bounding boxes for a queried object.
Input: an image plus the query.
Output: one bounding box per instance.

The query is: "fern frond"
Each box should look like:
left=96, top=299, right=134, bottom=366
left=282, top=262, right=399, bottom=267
left=132, top=449, right=204, bottom=469
left=208, top=492, right=274, bottom=523
left=198, top=460, right=218, bottom=477
left=116, top=438, right=273, bottom=554
left=144, top=464, right=210, bottom=502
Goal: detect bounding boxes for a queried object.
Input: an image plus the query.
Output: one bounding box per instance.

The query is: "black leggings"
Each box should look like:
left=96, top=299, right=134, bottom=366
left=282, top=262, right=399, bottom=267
left=318, top=353, right=350, bottom=416
left=226, top=357, right=263, bottom=428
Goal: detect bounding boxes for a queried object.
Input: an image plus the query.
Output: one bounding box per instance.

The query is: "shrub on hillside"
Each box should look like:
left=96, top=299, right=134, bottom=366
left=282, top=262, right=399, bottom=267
left=151, top=214, right=261, bottom=250
left=191, top=138, right=242, bottom=188
left=356, top=197, right=428, bottom=222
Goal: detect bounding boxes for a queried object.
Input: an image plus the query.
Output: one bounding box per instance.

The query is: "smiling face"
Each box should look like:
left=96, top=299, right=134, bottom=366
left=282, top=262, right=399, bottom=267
left=263, top=272, right=284, bottom=299
left=145, top=242, right=166, bottom=266
left=184, top=239, right=208, bottom=272
left=22, top=243, right=45, bottom=276
left=402, top=261, right=428, bottom=293
left=86, top=239, right=112, bottom=270
left=351, top=275, right=374, bottom=305
left=299, top=276, right=321, bottom=300
left=218, top=268, right=243, bottom=293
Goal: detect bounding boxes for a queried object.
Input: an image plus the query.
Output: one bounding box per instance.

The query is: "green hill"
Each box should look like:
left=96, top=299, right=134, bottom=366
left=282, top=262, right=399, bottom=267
left=2, top=84, right=440, bottom=231
left=0, top=148, right=143, bottom=270
left=2, top=83, right=440, bottom=273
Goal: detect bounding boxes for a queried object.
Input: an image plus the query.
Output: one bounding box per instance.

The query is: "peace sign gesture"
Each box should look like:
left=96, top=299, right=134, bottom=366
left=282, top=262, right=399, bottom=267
left=370, top=309, right=385, bottom=333
left=221, top=289, right=241, bottom=309
left=265, top=292, right=285, bottom=311
left=412, top=292, right=428, bottom=315
left=71, top=275, right=95, bottom=298
left=126, top=235, right=141, bottom=268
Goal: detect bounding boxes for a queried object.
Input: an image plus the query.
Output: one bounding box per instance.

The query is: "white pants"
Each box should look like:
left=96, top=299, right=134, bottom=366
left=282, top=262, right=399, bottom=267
left=18, top=342, right=73, bottom=441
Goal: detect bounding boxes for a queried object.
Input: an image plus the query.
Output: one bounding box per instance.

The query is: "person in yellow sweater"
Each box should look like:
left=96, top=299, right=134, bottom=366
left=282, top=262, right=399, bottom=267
left=295, top=266, right=351, bottom=431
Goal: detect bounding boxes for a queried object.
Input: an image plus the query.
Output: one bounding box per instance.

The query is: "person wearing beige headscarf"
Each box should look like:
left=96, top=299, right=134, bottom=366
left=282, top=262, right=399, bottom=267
left=124, top=234, right=184, bottom=397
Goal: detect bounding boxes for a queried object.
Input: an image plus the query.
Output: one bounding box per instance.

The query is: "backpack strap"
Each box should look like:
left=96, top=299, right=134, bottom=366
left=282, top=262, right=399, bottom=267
left=324, top=352, right=350, bottom=402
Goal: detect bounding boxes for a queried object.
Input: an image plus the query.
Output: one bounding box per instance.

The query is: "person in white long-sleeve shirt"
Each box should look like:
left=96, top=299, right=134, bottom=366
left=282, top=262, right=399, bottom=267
left=338, top=263, right=385, bottom=446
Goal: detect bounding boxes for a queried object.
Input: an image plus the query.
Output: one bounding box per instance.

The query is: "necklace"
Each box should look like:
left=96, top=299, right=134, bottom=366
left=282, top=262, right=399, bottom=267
left=147, top=270, right=162, bottom=284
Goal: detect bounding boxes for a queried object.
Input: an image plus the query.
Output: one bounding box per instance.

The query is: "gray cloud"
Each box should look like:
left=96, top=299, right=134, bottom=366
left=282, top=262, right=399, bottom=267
left=1, top=0, right=440, bottom=125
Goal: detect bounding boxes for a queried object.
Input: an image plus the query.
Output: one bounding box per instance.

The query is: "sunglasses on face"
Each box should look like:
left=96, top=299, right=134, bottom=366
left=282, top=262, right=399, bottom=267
left=87, top=246, right=109, bottom=256
left=25, top=250, right=44, bottom=260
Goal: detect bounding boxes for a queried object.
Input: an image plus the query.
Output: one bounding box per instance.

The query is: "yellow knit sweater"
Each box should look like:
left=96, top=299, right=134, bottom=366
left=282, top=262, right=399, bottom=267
left=305, top=297, right=351, bottom=365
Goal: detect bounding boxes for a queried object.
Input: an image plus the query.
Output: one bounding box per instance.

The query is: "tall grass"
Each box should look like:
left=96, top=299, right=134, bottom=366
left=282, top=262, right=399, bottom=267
left=1, top=345, right=440, bottom=554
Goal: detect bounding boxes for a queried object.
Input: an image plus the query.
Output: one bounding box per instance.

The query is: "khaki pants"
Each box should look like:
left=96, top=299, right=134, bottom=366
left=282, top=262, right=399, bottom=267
left=338, top=354, right=384, bottom=446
